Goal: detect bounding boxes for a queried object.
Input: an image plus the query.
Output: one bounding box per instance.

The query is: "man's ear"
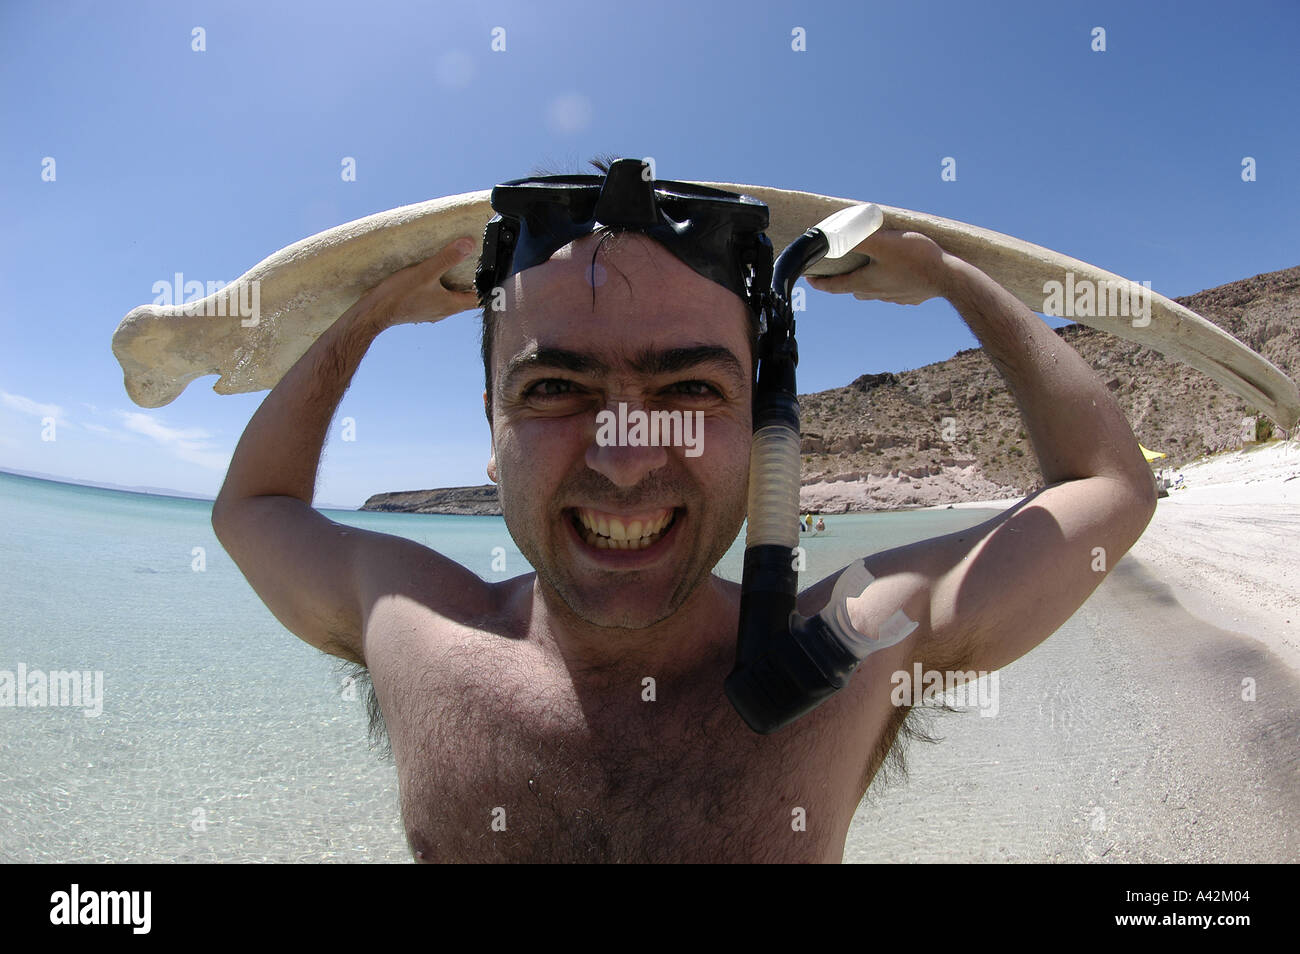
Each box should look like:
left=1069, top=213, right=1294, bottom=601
left=486, top=453, right=498, bottom=484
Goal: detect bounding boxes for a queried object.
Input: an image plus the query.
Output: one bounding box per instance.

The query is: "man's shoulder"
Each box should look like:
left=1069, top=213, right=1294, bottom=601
left=361, top=563, right=536, bottom=671
left=355, top=532, right=530, bottom=627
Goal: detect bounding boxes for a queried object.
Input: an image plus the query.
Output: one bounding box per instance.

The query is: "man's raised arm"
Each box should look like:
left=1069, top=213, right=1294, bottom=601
left=211, top=239, right=480, bottom=664
left=803, top=232, right=1157, bottom=674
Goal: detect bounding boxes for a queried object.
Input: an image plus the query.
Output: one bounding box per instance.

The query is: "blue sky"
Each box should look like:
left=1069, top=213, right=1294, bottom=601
left=2, top=0, right=1296, bottom=507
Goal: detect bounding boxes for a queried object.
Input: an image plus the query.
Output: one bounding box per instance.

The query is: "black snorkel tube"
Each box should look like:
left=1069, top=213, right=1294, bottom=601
left=726, top=203, right=888, bottom=734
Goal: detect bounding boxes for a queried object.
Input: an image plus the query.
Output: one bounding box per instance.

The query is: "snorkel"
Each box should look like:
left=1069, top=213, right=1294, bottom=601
left=724, top=203, right=903, bottom=733
left=475, top=158, right=906, bottom=735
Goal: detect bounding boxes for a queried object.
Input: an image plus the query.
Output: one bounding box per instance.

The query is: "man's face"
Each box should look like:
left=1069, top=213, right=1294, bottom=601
left=487, top=232, right=753, bottom=629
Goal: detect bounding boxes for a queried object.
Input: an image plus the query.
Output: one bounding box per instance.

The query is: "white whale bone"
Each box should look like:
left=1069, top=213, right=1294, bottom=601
left=110, top=182, right=1299, bottom=429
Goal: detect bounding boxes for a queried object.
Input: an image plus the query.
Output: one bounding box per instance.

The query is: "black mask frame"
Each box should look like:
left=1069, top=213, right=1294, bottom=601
left=474, top=158, right=774, bottom=319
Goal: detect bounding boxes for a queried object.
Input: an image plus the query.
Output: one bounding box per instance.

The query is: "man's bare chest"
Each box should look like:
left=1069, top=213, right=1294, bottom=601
left=374, top=637, right=869, bottom=863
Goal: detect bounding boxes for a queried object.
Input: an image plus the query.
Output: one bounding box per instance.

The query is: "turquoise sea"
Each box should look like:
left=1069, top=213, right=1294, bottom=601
left=0, top=470, right=1000, bottom=862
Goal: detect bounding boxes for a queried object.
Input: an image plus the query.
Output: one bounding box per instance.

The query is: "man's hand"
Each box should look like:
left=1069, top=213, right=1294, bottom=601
left=805, top=229, right=949, bottom=305
left=361, top=237, right=481, bottom=328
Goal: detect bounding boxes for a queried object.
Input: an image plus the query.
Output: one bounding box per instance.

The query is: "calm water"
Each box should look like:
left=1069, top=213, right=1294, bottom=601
left=0, top=471, right=999, bottom=862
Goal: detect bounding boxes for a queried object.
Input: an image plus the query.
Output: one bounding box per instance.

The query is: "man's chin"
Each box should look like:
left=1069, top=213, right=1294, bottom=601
left=541, top=505, right=699, bottom=627
left=512, top=500, right=741, bottom=632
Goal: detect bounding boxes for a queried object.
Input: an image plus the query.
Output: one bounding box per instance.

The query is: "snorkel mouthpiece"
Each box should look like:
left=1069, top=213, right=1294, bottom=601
left=726, top=203, right=889, bottom=734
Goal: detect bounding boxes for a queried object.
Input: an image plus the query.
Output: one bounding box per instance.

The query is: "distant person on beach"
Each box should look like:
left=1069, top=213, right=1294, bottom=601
left=815, top=517, right=826, bottom=532
left=211, top=160, right=1156, bottom=862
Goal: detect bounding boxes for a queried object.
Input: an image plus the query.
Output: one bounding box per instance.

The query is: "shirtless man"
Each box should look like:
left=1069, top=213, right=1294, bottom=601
left=211, top=171, right=1156, bottom=863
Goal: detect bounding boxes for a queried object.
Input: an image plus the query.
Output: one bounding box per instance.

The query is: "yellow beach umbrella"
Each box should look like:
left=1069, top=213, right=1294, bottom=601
left=1139, top=443, right=1166, bottom=462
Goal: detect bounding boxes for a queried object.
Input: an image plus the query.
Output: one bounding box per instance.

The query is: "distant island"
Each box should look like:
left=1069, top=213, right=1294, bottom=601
left=361, top=484, right=500, bottom=515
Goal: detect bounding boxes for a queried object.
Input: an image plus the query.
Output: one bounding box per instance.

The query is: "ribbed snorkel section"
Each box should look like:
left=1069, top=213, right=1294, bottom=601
left=744, top=427, right=803, bottom=550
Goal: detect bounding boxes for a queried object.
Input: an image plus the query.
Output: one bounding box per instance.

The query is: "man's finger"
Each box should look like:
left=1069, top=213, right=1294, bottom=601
left=427, top=236, right=478, bottom=272
left=806, top=272, right=856, bottom=293
left=404, top=237, right=477, bottom=282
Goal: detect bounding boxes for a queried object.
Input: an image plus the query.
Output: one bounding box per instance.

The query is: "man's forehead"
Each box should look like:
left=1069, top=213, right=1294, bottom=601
left=494, top=232, right=753, bottom=364
left=510, top=231, right=734, bottom=303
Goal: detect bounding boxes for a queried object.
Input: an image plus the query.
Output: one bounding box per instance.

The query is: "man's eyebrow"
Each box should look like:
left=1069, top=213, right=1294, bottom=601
left=501, top=345, right=747, bottom=388
left=628, top=345, right=747, bottom=383
left=502, top=347, right=610, bottom=388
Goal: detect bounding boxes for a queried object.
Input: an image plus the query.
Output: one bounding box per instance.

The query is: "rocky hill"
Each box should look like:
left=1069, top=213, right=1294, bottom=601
left=361, top=266, right=1298, bottom=514
left=799, top=265, right=1298, bottom=508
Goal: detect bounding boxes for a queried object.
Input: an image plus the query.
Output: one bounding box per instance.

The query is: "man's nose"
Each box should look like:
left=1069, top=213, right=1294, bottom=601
left=585, top=402, right=669, bottom=487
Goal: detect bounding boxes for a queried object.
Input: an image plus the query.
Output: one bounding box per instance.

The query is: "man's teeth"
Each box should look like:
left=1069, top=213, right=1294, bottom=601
left=575, top=508, right=674, bottom=550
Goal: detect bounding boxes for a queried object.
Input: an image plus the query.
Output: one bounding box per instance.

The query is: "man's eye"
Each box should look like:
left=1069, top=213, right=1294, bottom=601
left=525, top=379, right=580, bottom=398
left=668, top=380, right=723, bottom=398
